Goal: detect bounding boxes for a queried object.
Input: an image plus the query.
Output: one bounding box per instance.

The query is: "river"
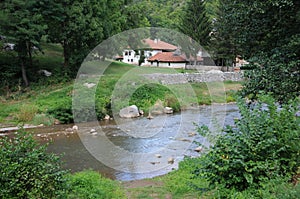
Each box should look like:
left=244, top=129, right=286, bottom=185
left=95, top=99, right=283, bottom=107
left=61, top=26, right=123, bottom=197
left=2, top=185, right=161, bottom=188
left=28, top=104, right=239, bottom=181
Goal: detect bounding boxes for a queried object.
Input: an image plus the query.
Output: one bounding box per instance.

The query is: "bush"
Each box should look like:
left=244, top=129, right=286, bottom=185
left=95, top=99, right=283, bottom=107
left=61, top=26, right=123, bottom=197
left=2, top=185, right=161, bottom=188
left=32, top=113, right=55, bottom=126
left=15, top=104, right=38, bottom=123
left=241, top=35, right=300, bottom=103
left=64, top=170, right=125, bottom=199
left=195, top=95, right=300, bottom=191
left=47, top=106, right=73, bottom=124
left=164, top=157, right=208, bottom=196
left=209, top=177, right=300, bottom=199
left=0, top=130, right=68, bottom=198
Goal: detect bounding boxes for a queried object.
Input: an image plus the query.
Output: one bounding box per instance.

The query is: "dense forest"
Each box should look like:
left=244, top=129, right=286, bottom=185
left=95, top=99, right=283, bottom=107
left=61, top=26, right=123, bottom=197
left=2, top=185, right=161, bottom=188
left=0, top=0, right=299, bottom=102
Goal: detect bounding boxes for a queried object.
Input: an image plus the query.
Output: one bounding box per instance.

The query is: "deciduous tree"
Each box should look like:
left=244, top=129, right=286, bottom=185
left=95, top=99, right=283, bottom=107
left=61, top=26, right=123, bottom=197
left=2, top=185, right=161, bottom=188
left=1, top=0, right=46, bottom=86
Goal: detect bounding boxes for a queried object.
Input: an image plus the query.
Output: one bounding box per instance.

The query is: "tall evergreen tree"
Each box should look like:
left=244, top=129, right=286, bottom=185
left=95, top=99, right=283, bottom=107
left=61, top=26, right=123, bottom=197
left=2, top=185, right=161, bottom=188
left=179, top=0, right=212, bottom=48
left=210, top=0, right=240, bottom=68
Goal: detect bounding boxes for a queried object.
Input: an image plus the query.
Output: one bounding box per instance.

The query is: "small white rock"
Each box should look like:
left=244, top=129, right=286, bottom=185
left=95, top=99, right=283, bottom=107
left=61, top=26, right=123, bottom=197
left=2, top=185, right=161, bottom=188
left=72, top=125, right=78, bottom=130
left=188, top=132, right=197, bottom=137
left=168, top=157, right=175, bottom=164
left=194, top=147, right=203, bottom=152
left=65, top=128, right=73, bottom=132
left=90, top=129, right=96, bottom=133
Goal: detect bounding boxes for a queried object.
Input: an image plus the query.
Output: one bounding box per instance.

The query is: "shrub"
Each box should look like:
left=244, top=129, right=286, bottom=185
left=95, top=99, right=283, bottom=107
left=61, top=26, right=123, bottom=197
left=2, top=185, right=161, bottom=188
left=164, top=94, right=181, bottom=112
left=64, top=170, right=125, bottom=199
left=195, top=95, right=300, bottom=191
left=32, top=113, right=55, bottom=126
left=164, top=157, right=208, bottom=196
left=209, top=177, right=300, bottom=199
left=47, top=106, right=73, bottom=124
left=15, top=104, right=38, bottom=122
left=241, top=35, right=300, bottom=104
left=0, top=130, right=68, bottom=198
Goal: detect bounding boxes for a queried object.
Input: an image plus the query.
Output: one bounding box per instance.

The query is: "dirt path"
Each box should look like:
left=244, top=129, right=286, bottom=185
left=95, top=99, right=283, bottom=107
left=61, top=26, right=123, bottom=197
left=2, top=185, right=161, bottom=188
left=122, top=179, right=164, bottom=189
left=122, top=179, right=172, bottom=199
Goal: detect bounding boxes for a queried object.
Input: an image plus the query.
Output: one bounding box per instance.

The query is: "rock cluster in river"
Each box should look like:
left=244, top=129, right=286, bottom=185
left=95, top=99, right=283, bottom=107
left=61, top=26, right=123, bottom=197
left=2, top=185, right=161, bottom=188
left=119, top=103, right=174, bottom=118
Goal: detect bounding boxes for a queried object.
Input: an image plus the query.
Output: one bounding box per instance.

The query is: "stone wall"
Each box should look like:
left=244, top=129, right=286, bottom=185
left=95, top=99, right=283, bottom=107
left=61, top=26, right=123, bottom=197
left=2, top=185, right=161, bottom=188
left=141, top=71, right=243, bottom=85
left=185, top=65, right=222, bottom=71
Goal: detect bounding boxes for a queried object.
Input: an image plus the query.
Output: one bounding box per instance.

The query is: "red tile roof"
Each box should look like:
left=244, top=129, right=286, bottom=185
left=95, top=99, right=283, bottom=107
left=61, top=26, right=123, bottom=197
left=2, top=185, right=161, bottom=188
left=142, top=38, right=177, bottom=51
left=148, top=52, right=187, bottom=63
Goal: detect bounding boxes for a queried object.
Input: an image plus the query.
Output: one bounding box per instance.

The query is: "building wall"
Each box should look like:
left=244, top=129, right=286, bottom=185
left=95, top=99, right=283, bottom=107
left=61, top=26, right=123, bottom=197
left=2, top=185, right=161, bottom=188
left=122, top=50, right=140, bottom=65
left=142, top=50, right=162, bottom=66
left=158, top=62, right=186, bottom=69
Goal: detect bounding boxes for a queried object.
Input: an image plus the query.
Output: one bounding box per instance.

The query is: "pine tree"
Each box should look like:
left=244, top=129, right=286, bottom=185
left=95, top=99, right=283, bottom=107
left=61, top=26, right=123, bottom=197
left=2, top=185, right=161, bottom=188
left=179, top=0, right=212, bottom=47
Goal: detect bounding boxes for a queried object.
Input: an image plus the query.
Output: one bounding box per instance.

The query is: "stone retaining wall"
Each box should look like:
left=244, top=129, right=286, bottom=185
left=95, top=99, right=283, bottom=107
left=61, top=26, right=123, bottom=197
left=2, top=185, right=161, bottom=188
left=142, top=72, right=243, bottom=85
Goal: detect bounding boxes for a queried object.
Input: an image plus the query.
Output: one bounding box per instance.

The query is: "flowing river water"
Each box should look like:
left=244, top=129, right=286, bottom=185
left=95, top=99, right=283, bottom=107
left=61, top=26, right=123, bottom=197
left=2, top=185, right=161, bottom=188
left=4, top=104, right=240, bottom=181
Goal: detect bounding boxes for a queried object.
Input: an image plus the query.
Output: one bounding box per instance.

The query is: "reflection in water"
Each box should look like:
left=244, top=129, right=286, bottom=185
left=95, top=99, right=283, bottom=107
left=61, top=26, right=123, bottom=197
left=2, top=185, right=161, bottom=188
left=41, top=104, right=239, bottom=181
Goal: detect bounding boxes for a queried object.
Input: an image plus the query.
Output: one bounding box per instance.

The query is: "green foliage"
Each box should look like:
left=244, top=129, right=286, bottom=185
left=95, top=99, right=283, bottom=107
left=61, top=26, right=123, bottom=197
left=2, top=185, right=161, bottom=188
left=129, top=84, right=180, bottom=113
left=1, top=0, right=47, bottom=86
left=163, top=157, right=209, bottom=196
left=179, top=0, right=212, bottom=47
left=0, top=130, right=68, bottom=198
left=15, top=104, right=38, bottom=123
left=35, top=85, right=73, bottom=124
left=195, top=95, right=300, bottom=191
left=64, top=170, right=125, bottom=199
left=32, top=113, right=55, bottom=126
left=207, top=177, right=300, bottom=198
left=241, top=35, right=300, bottom=103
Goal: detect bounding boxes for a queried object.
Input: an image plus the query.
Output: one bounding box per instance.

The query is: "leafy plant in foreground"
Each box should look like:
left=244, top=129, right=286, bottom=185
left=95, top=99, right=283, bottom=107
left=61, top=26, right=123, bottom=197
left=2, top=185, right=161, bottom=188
left=196, top=95, right=300, bottom=191
left=0, top=130, right=68, bottom=198
left=64, top=170, right=125, bottom=199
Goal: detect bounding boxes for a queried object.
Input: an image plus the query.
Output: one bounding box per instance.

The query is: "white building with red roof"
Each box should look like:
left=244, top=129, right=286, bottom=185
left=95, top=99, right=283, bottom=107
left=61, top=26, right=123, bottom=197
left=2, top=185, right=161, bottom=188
left=119, top=38, right=204, bottom=69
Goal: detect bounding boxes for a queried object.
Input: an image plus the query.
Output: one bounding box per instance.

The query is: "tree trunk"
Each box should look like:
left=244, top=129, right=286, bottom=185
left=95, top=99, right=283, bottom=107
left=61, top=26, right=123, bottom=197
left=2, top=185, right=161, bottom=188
left=27, top=42, right=33, bottom=68
left=63, top=40, right=70, bottom=67
left=21, top=58, right=29, bottom=87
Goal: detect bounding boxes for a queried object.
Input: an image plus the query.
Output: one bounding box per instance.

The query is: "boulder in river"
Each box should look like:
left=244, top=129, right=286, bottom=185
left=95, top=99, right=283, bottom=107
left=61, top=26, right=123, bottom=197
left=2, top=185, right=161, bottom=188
left=168, top=157, right=175, bottom=164
left=119, top=105, right=140, bottom=118
left=164, top=107, right=173, bottom=114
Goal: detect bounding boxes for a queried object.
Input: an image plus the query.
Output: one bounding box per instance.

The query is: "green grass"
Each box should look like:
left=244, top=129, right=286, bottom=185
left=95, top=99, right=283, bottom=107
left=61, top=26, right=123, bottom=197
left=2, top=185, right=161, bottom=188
left=65, top=170, right=125, bottom=199
left=0, top=47, right=242, bottom=124
left=123, top=157, right=300, bottom=199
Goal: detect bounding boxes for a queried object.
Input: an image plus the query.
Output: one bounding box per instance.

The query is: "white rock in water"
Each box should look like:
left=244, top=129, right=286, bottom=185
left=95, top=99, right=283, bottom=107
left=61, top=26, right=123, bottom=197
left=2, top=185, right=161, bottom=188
left=168, top=157, right=175, bottom=164
left=65, top=128, right=73, bottom=132
left=72, top=125, right=78, bottom=130
left=188, top=132, right=197, bottom=137
left=119, top=105, right=140, bottom=118
left=90, top=129, right=96, bottom=133
left=164, top=107, right=173, bottom=114
left=194, top=147, right=203, bottom=152
left=84, top=82, right=96, bottom=88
